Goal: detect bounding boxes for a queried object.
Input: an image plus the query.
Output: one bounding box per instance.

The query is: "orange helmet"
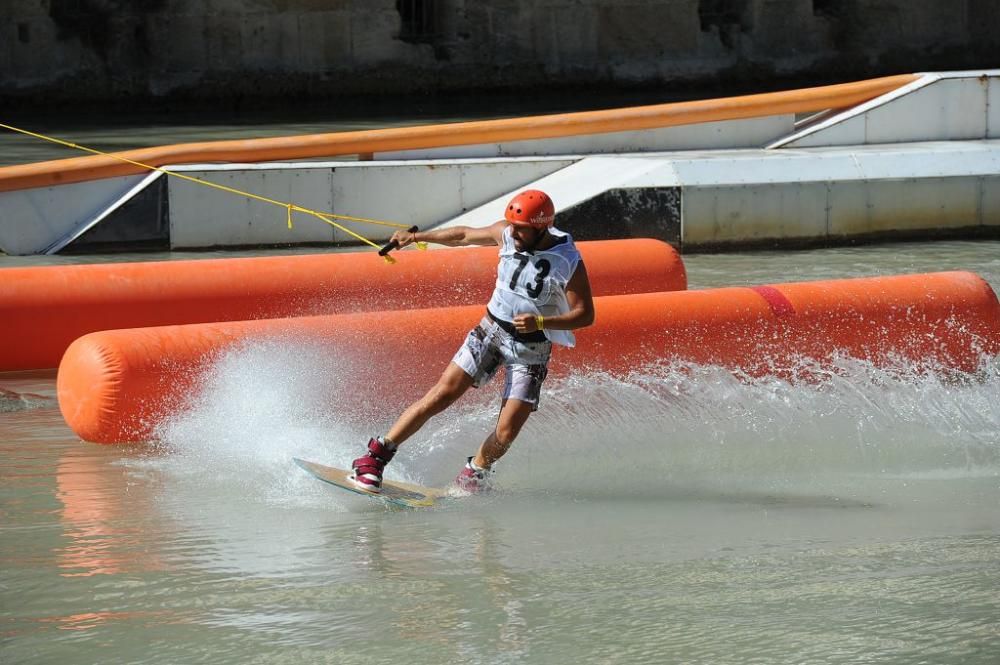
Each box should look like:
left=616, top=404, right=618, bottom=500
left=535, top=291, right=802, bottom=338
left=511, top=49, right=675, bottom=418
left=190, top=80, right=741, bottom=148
left=504, top=189, right=555, bottom=228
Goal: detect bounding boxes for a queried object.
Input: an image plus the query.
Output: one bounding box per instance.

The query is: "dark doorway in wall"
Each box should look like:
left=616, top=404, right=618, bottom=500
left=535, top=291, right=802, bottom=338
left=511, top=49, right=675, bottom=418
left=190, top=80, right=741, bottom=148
left=813, top=0, right=838, bottom=17
left=397, top=0, right=436, bottom=44
left=698, top=0, right=750, bottom=49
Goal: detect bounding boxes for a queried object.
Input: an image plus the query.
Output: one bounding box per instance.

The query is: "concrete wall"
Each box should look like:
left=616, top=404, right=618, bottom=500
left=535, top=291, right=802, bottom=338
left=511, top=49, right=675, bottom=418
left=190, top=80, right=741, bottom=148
left=2, top=0, right=998, bottom=105
left=5, top=138, right=999, bottom=254
left=165, top=158, right=572, bottom=248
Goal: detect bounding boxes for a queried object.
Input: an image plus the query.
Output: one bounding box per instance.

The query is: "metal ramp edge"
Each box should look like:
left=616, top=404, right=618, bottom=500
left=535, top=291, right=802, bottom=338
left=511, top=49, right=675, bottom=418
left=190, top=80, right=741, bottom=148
left=767, top=70, right=1000, bottom=149
left=435, top=156, right=673, bottom=231
left=0, top=172, right=160, bottom=255
left=42, top=171, right=163, bottom=254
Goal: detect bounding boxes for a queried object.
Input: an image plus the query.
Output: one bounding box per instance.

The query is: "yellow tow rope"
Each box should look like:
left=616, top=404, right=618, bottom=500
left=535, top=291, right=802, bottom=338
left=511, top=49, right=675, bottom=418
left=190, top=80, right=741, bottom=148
left=0, top=122, right=428, bottom=263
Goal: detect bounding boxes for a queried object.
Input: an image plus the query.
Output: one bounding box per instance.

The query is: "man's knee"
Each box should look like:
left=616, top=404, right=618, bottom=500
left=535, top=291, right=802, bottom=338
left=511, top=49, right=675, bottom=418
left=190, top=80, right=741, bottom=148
left=424, top=378, right=466, bottom=411
left=496, top=398, right=535, bottom=444
left=495, top=416, right=528, bottom=445
left=494, top=425, right=517, bottom=446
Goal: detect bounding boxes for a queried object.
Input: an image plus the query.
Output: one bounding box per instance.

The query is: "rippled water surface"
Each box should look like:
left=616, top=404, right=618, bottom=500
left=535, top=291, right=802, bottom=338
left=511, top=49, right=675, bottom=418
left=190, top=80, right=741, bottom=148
left=3, top=239, right=1000, bottom=664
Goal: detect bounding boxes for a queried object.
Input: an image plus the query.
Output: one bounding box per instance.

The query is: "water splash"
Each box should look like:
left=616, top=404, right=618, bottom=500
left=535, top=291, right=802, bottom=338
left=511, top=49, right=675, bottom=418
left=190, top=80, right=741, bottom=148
left=507, top=355, right=1000, bottom=501
left=0, top=387, right=57, bottom=412
left=152, top=339, right=1000, bottom=508
left=151, top=339, right=366, bottom=510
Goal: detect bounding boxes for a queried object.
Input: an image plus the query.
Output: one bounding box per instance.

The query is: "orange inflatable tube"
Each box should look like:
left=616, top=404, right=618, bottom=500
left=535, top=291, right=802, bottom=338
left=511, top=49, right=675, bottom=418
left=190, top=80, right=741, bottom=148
left=57, top=271, right=999, bottom=444
left=0, top=74, right=917, bottom=192
left=0, top=239, right=685, bottom=371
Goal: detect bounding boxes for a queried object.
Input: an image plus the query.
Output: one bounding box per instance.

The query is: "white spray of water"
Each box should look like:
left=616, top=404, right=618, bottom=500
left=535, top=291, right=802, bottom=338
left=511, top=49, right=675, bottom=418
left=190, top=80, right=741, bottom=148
left=153, top=339, right=366, bottom=510
left=509, top=355, right=1000, bottom=501
left=152, top=339, right=1000, bottom=508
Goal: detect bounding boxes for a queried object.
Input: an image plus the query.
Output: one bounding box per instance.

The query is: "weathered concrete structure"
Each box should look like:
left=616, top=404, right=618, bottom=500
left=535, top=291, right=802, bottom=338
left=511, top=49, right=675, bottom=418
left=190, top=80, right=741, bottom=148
left=1, top=70, right=997, bottom=255
left=2, top=0, right=998, bottom=105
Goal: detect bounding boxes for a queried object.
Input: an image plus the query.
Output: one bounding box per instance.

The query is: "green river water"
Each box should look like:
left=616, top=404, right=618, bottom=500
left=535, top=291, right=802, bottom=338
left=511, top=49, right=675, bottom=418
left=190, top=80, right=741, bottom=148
left=1, top=114, right=999, bottom=664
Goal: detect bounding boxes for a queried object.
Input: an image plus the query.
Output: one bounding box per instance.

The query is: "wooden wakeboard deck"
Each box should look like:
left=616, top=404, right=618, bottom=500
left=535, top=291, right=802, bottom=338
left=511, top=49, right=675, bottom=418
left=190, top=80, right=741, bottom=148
left=293, top=458, right=447, bottom=508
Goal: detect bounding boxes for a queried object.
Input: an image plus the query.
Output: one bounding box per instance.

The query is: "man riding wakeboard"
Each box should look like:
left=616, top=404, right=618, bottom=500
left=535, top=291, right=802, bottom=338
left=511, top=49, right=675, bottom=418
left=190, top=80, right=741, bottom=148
left=350, top=189, right=595, bottom=493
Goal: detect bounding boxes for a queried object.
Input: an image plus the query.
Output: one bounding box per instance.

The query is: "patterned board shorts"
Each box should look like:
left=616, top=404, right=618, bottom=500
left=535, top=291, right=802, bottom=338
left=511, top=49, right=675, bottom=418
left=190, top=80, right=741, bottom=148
left=452, top=316, right=552, bottom=411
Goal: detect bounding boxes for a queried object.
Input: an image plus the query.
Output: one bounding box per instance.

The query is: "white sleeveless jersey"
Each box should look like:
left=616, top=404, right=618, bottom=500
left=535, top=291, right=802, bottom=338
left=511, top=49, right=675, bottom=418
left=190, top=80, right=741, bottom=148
left=486, top=226, right=582, bottom=347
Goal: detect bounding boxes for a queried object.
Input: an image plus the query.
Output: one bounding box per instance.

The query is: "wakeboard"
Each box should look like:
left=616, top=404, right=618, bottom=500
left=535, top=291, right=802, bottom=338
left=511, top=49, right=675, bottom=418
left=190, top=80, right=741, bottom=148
left=293, top=457, right=447, bottom=509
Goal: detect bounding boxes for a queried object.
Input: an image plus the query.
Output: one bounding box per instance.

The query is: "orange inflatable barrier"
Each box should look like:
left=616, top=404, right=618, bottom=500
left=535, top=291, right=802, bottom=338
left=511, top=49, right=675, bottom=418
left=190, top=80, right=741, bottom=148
left=58, top=271, right=999, bottom=444
left=0, top=239, right=685, bottom=371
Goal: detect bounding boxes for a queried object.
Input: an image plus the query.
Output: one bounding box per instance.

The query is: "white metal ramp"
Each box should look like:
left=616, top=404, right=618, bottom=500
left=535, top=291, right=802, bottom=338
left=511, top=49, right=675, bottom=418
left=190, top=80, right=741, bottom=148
left=769, top=70, right=1000, bottom=149
left=437, top=156, right=669, bottom=231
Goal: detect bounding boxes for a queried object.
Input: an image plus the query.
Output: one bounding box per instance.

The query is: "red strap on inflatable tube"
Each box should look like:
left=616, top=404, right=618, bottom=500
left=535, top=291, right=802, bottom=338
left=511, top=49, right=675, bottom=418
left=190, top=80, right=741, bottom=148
left=750, top=286, right=795, bottom=317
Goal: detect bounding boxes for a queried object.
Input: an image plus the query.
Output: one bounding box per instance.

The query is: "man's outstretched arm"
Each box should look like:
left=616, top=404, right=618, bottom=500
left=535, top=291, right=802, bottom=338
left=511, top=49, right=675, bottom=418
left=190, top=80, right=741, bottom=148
left=390, top=221, right=506, bottom=249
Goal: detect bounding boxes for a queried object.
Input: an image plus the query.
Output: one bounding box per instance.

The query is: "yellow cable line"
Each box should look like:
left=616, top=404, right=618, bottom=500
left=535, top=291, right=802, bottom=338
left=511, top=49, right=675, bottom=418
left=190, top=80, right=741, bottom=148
left=0, top=122, right=413, bottom=257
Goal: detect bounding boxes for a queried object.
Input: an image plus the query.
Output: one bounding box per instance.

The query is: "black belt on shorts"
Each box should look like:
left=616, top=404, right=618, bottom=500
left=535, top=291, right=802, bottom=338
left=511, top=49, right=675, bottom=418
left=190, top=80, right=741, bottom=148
left=487, top=309, right=548, bottom=343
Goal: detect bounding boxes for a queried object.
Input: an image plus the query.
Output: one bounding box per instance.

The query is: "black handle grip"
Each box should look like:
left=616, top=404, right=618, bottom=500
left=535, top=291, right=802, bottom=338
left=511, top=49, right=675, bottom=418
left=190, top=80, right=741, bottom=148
left=378, top=225, right=419, bottom=257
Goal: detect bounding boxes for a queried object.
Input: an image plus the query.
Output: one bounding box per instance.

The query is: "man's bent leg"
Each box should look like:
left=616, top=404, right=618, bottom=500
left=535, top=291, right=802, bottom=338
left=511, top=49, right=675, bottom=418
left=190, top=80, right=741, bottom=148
left=474, top=398, right=534, bottom=468
left=352, top=363, right=473, bottom=492
left=387, top=362, right=474, bottom=445
left=455, top=398, right=533, bottom=492
left=355, top=322, right=500, bottom=492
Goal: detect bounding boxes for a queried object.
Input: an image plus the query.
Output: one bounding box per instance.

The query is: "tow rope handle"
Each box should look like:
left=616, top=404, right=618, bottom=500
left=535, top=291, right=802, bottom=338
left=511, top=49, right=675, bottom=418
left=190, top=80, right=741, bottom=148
left=378, top=225, right=419, bottom=257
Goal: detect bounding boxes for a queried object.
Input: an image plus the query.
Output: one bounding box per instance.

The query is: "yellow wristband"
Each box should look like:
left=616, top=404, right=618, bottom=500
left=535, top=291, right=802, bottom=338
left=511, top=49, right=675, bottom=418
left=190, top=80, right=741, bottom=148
left=535, top=315, right=544, bottom=331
